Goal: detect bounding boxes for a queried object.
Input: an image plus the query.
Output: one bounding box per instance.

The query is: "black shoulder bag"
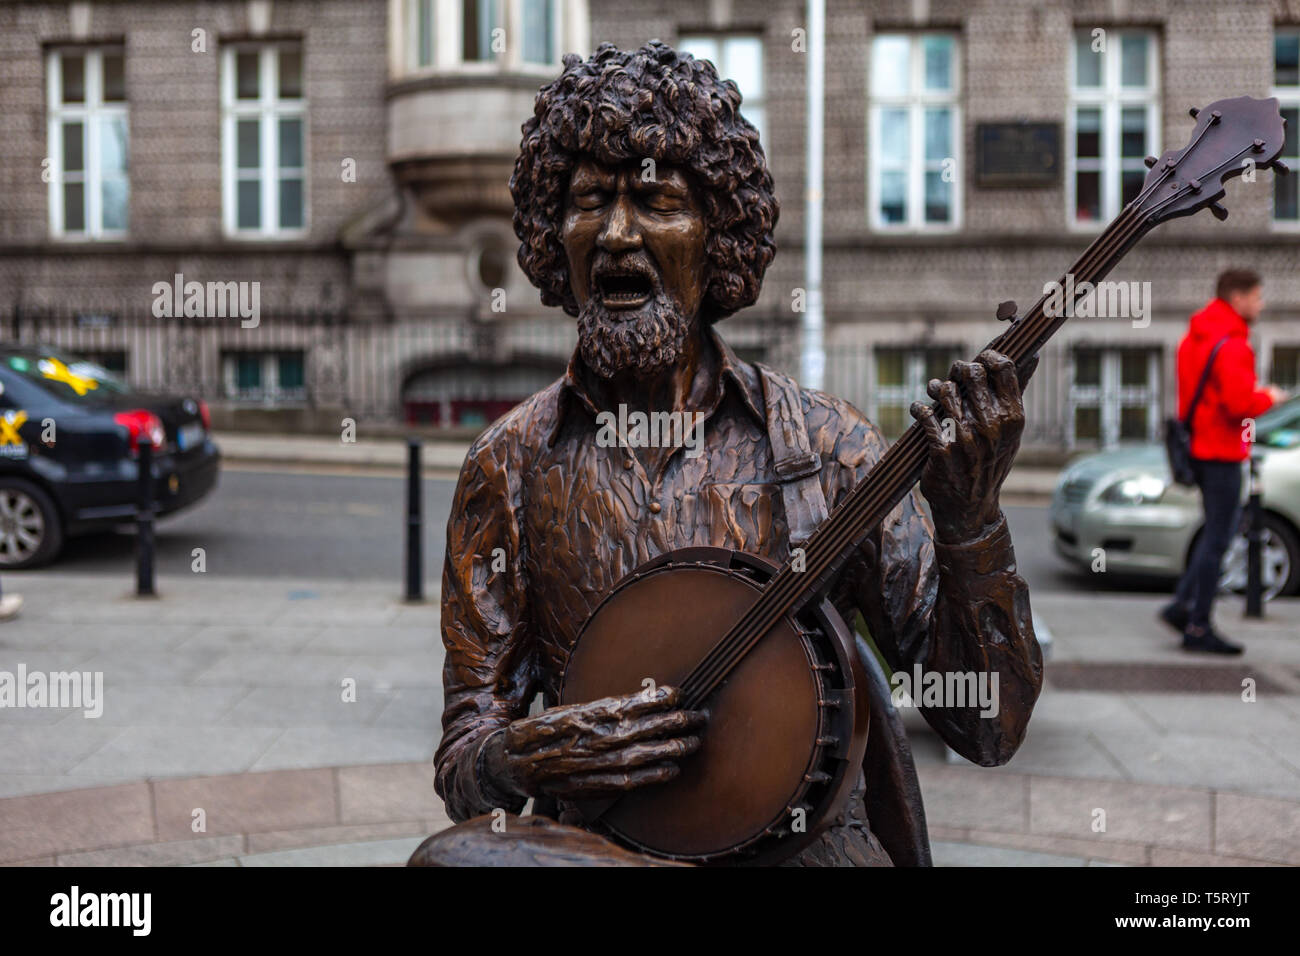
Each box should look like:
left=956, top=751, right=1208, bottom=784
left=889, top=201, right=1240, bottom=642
left=1165, top=336, right=1229, bottom=486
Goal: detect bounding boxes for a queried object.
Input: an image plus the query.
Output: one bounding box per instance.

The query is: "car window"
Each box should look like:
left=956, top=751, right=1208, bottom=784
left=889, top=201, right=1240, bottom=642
left=1256, top=398, right=1300, bottom=449
left=2, top=350, right=130, bottom=403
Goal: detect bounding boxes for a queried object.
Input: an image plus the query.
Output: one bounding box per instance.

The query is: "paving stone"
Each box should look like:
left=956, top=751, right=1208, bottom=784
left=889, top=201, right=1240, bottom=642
left=237, top=835, right=425, bottom=867
left=1148, top=847, right=1280, bottom=866
left=932, top=840, right=1086, bottom=867
left=68, top=726, right=282, bottom=779
left=958, top=827, right=1150, bottom=865
left=219, top=684, right=389, bottom=728
left=369, top=688, right=443, bottom=729
left=915, top=764, right=1029, bottom=832
left=1214, top=792, right=1300, bottom=865
left=1092, top=730, right=1300, bottom=799
left=246, top=820, right=431, bottom=853
left=336, top=762, right=442, bottom=825
left=57, top=834, right=246, bottom=866
left=153, top=768, right=338, bottom=840
left=0, top=724, right=124, bottom=774
left=1029, top=776, right=1212, bottom=851
left=0, top=783, right=154, bottom=863
left=83, top=684, right=248, bottom=726
left=248, top=726, right=433, bottom=772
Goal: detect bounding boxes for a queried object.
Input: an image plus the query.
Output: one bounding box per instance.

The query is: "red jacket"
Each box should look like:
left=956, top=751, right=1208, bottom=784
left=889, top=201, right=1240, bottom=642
left=1177, top=298, right=1274, bottom=462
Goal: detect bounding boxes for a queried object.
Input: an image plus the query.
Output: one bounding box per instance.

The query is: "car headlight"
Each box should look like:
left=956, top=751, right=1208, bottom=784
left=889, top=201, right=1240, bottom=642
left=1099, top=474, right=1168, bottom=506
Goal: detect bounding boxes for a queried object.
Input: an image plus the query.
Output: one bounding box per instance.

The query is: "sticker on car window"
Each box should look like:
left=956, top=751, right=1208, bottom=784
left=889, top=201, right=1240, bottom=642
left=38, top=357, right=98, bottom=397
left=0, top=410, right=29, bottom=460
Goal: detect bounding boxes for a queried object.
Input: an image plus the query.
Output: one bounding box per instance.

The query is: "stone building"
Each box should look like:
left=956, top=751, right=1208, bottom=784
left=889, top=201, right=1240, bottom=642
left=1, top=0, right=1297, bottom=452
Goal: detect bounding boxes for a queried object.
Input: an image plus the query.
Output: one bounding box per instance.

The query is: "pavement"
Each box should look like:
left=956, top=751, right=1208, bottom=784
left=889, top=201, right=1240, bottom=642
left=0, top=431, right=1296, bottom=867
left=0, top=567, right=1296, bottom=867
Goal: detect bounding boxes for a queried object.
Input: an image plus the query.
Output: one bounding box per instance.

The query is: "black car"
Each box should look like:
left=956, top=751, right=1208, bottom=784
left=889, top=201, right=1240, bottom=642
left=0, top=346, right=220, bottom=568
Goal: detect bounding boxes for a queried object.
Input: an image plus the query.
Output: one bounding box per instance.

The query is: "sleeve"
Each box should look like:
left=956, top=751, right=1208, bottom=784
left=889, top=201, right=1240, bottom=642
left=1216, top=340, right=1274, bottom=422
left=813, top=398, right=1043, bottom=767
left=433, top=433, right=537, bottom=821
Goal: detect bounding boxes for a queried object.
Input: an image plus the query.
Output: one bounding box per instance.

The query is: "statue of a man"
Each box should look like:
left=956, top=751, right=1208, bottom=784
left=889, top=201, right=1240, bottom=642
left=430, top=41, right=1042, bottom=866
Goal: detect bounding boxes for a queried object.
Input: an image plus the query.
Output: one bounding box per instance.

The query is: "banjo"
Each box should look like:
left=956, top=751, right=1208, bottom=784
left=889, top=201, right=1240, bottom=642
left=560, top=96, right=1288, bottom=864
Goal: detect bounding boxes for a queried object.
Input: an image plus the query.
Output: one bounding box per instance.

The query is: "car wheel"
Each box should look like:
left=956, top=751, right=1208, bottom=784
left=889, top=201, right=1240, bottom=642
left=1216, top=513, right=1300, bottom=601
left=0, top=478, right=63, bottom=570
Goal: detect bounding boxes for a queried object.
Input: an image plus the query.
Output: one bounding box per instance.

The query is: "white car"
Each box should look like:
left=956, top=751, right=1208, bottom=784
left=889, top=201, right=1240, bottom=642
left=1049, top=397, right=1300, bottom=600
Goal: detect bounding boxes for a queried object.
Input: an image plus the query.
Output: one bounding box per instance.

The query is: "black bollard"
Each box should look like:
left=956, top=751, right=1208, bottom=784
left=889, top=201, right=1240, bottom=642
left=405, top=438, right=423, bottom=602
left=136, top=442, right=156, bottom=597
left=1245, top=454, right=1263, bottom=618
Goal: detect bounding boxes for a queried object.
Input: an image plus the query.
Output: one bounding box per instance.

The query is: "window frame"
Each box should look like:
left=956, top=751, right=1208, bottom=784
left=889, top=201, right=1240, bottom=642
left=1271, top=27, right=1300, bottom=229
left=46, top=46, right=130, bottom=240
left=867, top=32, right=963, bottom=233
left=868, top=345, right=963, bottom=439
left=220, top=43, right=309, bottom=240
left=222, top=351, right=308, bottom=404
left=677, top=32, right=766, bottom=147
left=1066, top=28, right=1161, bottom=231
left=1067, top=346, right=1162, bottom=449
left=401, top=0, right=563, bottom=74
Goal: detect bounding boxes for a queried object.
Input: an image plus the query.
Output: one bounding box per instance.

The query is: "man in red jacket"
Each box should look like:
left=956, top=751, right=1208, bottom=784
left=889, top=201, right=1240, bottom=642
left=1160, top=269, right=1288, bottom=653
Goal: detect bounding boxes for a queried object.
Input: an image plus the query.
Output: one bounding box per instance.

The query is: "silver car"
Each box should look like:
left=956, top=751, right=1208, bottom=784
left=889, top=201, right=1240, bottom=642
left=1049, top=397, right=1300, bottom=600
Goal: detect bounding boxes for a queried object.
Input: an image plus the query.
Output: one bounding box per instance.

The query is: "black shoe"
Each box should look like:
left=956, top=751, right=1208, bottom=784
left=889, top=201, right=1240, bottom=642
left=1182, top=627, right=1244, bottom=656
left=1159, top=602, right=1189, bottom=633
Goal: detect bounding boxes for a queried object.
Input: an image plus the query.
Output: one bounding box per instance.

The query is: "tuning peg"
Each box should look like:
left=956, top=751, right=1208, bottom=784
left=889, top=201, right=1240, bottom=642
left=1209, top=202, right=1229, bottom=221
left=1188, top=106, right=1200, bottom=118
left=1275, top=160, right=1291, bottom=176
left=1144, top=155, right=1158, bottom=168
left=996, top=300, right=1018, bottom=322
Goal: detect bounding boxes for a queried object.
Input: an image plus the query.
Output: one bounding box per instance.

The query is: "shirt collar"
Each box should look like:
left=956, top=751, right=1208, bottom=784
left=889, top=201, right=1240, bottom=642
left=549, top=325, right=766, bottom=446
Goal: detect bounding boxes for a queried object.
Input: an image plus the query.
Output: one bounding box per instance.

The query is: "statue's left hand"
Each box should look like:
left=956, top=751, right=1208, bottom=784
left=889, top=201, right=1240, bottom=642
left=909, top=349, right=1034, bottom=542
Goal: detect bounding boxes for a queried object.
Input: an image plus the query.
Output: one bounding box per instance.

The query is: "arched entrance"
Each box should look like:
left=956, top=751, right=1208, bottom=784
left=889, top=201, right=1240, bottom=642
left=400, top=358, right=564, bottom=428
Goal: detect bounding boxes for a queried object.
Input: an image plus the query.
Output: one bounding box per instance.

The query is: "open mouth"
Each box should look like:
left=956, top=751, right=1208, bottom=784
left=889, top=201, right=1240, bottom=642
left=595, top=270, right=654, bottom=309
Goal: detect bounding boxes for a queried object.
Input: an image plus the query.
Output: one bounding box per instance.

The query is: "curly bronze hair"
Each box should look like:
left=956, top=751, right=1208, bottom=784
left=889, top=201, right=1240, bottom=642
left=510, top=40, right=779, bottom=321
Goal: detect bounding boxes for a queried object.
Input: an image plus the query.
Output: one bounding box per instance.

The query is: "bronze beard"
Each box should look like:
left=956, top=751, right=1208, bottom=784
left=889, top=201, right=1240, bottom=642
left=576, top=285, right=691, bottom=381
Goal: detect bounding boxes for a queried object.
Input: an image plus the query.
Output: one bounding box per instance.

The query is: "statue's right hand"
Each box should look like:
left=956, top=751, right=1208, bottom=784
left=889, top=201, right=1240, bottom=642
left=483, top=686, right=707, bottom=800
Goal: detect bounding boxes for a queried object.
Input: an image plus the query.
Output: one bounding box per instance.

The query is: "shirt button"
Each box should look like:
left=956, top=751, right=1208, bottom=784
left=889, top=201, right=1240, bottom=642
left=649, top=501, right=661, bottom=514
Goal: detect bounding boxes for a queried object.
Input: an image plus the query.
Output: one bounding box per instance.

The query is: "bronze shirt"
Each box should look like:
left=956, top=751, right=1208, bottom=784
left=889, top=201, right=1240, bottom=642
left=434, top=328, right=1042, bottom=865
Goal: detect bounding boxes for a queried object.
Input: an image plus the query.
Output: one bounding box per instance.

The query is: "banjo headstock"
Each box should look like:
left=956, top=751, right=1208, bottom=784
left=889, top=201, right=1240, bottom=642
left=1133, top=95, right=1288, bottom=225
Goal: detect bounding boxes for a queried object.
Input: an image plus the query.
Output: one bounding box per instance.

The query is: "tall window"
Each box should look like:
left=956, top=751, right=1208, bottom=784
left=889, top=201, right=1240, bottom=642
left=1070, top=347, right=1161, bottom=448
left=871, top=346, right=961, bottom=439
left=404, top=0, right=562, bottom=71
left=678, top=34, right=765, bottom=145
left=222, top=44, right=306, bottom=237
left=46, top=47, right=128, bottom=238
left=868, top=33, right=960, bottom=230
left=223, top=351, right=307, bottom=403
left=410, top=0, right=436, bottom=68
left=1272, top=345, right=1300, bottom=391
left=462, top=0, right=498, bottom=62
left=1273, top=29, right=1299, bottom=223
left=1069, top=29, right=1160, bottom=225
left=520, top=0, right=555, bottom=65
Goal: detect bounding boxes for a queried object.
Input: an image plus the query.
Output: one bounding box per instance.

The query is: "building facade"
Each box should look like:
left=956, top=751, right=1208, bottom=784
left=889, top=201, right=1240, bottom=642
left=1, top=0, right=1297, bottom=453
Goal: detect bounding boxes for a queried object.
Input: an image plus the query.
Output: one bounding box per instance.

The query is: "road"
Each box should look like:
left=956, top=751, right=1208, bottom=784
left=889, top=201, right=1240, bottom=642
left=9, top=466, right=1181, bottom=599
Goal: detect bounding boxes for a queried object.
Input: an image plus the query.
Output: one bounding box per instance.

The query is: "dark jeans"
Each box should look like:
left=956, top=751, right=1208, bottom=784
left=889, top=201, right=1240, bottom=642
left=1173, top=459, right=1243, bottom=630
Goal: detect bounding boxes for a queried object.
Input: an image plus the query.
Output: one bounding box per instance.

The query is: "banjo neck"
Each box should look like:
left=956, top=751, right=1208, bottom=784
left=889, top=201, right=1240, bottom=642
left=675, top=93, right=1289, bottom=710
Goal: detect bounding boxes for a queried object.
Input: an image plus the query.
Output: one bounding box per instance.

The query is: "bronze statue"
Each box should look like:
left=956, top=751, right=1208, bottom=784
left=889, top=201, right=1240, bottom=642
left=418, top=41, right=1044, bottom=867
